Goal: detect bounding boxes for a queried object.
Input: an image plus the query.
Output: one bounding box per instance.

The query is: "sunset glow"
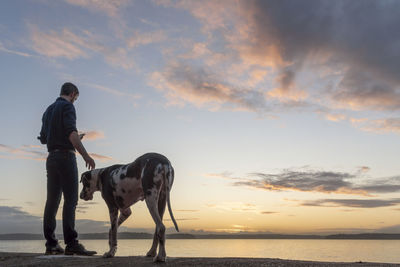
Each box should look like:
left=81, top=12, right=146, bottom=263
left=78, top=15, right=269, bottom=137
left=1, top=0, right=400, bottom=236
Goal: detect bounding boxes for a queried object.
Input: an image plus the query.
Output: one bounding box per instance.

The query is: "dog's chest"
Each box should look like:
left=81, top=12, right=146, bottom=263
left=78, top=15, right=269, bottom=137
left=110, top=167, right=144, bottom=208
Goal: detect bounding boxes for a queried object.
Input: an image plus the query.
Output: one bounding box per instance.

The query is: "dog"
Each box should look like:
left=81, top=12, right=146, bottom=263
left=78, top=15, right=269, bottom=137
left=79, top=153, right=179, bottom=261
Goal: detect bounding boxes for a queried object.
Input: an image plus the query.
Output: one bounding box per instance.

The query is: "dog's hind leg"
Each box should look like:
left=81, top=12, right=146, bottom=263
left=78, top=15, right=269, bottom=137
left=146, top=188, right=167, bottom=258
left=146, top=228, right=158, bottom=258
left=145, top=190, right=166, bottom=262
left=103, top=208, right=118, bottom=258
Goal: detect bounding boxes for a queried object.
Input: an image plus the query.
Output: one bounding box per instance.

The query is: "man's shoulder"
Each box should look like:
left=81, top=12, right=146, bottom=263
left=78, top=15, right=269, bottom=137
left=55, top=98, right=75, bottom=110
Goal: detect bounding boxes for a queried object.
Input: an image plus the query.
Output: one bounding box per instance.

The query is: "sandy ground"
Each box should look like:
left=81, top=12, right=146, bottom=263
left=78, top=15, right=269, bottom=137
left=0, top=252, right=399, bottom=267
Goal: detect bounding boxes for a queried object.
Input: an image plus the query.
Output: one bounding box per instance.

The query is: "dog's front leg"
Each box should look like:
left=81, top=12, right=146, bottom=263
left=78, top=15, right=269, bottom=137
left=103, top=208, right=118, bottom=258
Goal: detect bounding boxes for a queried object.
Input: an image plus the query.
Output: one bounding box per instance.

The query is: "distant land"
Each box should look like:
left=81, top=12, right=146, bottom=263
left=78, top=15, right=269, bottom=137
left=1, top=232, right=400, bottom=240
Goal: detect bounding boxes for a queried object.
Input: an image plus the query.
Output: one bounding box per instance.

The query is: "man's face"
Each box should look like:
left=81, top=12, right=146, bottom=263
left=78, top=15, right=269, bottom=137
left=70, top=92, right=79, bottom=103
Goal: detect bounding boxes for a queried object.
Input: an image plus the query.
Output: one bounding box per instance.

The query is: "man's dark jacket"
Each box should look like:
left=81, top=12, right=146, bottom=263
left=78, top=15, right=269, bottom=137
left=39, top=97, right=77, bottom=152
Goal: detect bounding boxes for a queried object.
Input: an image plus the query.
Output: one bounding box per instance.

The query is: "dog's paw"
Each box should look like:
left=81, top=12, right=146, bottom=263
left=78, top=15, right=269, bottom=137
left=146, top=250, right=156, bottom=257
left=153, top=255, right=166, bottom=263
left=103, top=251, right=115, bottom=258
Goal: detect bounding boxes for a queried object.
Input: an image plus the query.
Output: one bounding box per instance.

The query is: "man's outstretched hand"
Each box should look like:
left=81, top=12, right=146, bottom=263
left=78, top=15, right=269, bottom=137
left=84, top=155, right=96, bottom=170
left=69, top=131, right=96, bottom=170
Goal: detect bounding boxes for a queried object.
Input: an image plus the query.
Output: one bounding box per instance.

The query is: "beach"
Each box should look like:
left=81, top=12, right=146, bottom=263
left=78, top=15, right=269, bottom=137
left=0, top=252, right=398, bottom=267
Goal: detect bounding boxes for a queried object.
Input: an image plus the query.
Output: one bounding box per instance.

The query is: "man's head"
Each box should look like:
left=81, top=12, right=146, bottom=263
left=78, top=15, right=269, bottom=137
left=60, top=82, right=79, bottom=103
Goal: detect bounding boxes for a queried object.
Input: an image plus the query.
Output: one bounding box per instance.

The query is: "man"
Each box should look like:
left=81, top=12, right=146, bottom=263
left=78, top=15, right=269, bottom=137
left=38, top=82, right=97, bottom=256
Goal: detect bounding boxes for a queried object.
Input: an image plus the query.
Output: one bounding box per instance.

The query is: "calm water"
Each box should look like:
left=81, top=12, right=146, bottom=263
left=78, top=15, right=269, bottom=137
left=1, top=239, right=400, bottom=264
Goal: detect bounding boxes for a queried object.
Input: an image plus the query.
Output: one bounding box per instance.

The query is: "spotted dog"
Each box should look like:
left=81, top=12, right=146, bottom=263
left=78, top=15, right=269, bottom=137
left=80, top=153, right=179, bottom=262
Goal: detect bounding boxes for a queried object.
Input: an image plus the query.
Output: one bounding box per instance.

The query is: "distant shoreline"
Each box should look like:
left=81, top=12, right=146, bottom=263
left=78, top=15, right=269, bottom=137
left=1, top=232, right=400, bottom=240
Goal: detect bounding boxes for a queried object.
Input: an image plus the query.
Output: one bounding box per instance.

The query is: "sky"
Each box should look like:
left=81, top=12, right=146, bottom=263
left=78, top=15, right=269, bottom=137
left=1, top=0, right=400, bottom=235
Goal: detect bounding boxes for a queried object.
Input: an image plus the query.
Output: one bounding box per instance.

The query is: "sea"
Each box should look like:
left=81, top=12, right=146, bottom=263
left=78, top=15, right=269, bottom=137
left=1, top=239, right=400, bottom=264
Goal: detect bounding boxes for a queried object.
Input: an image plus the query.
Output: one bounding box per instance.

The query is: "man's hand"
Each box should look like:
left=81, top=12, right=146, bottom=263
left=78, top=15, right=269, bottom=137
left=84, top=155, right=96, bottom=170
left=69, top=131, right=96, bottom=170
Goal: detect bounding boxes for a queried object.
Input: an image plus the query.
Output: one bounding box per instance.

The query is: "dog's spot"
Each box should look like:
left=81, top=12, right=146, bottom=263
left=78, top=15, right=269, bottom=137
left=146, top=190, right=152, bottom=196
left=85, top=171, right=92, bottom=180
left=126, top=162, right=141, bottom=179
left=116, top=196, right=124, bottom=208
left=122, top=188, right=126, bottom=193
left=120, top=173, right=126, bottom=180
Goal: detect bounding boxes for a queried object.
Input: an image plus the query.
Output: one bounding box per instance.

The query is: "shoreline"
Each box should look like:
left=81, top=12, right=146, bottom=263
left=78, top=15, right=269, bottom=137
left=0, top=252, right=398, bottom=267
left=2, top=232, right=400, bottom=240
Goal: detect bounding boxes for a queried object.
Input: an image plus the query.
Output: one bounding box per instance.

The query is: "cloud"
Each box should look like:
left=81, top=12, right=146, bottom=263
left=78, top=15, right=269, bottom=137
left=76, top=202, right=99, bottom=214
left=375, top=224, right=400, bottom=234
left=127, top=30, right=167, bottom=48
left=301, top=198, right=400, bottom=208
left=223, top=169, right=368, bottom=196
left=176, top=209, right=199, bottom=212
left=246, top=170, right=363, bottom=195
left=29, top=25, right=135, bottom=69
left=0, top=206, right=42, bottom=234
left=260, top=211, right=278, bottom=215
left=89, top=153, right=113, bottom=162
left=0, top=144, right=47, bottom=161
left=86, top=83, right=141, bottom=100
left=206, top=202, right=269, bottom=215
left=152, top=0, right=400, bottom=127
left=212, top=168, right=400, bottom=196
left=150, top=61, right=270, bottom=112
left=164, top=218, right=199, bottom=221
left=0, top=42, right=33, bottom=57
left=0, top=143, right=112, bottom=163
left=65, top=0, right=130, bottom=17
left=30, top=26, right=92, bottom=60
left=245, top=0, right=400, bottom=110
left=0, top=205, right=141, bottom=234
left=352, top=117, right=400, bottom=135
left=332, top=70, right=400, bottom=111
left=81, top=130, right=105, bottom=141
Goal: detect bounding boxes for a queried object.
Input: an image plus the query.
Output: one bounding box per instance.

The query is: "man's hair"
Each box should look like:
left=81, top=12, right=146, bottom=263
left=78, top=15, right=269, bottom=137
left=60, top=82, right=79, bottom=96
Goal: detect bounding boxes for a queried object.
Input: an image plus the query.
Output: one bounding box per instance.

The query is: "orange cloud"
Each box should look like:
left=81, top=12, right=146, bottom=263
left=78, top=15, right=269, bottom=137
left=81, top=131, right=105, bottom=141
left=352, top=118, right=400, bottom=135
left=323, top=113, right=347, bottom=122
left=89, top=153, right=112, bottom=162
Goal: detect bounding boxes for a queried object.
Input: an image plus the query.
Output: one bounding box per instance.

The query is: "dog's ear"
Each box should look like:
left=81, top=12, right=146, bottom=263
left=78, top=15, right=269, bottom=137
left=80, top=171, right=91, bottom=183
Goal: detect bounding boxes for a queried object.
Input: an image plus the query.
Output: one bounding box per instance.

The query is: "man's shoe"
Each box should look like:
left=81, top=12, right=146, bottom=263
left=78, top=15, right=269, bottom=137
left=65, top=242, right=97, bottom=256
left=45, top=243, right=65, bottom=255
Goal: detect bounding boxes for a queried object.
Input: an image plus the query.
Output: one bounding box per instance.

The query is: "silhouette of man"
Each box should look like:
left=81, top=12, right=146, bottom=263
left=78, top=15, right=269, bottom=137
left=38, top=82, right=97, bottom=255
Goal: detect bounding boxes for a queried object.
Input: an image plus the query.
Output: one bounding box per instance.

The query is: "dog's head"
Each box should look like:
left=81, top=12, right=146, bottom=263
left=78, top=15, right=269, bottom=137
left=79, top=170, right=97, bottom=201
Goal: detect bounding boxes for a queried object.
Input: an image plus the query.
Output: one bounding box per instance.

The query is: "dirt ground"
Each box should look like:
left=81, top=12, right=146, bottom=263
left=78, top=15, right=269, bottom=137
left=0, top=252, right=399, bottom=267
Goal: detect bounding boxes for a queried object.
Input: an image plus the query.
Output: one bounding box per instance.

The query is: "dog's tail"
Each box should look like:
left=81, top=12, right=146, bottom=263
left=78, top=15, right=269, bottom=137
left=166, top=164, right=179, bottom=232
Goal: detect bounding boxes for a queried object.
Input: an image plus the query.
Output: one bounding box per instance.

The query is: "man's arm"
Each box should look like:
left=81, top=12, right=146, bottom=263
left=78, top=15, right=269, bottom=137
left=69, top=131, right=95, bottom=170
left=38, top=110, right=48, bottom=144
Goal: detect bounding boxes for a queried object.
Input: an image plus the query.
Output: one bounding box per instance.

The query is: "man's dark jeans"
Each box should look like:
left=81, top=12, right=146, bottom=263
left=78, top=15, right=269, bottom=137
left=44, top=151, right=78, bottom=248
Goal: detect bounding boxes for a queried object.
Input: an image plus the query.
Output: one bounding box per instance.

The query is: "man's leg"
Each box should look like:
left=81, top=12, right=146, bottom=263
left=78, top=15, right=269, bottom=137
left=61, top=153, right=78, bottom=246
left=43, top=154, right=62, bottom=248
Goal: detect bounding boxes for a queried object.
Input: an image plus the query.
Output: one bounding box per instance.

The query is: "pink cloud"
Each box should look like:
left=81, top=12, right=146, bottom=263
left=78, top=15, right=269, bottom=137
left=65, top=0, right=130, bottom=17
left=29, top=25, right=135, bottom=69
left=0, top=144, right=47, bottom=161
